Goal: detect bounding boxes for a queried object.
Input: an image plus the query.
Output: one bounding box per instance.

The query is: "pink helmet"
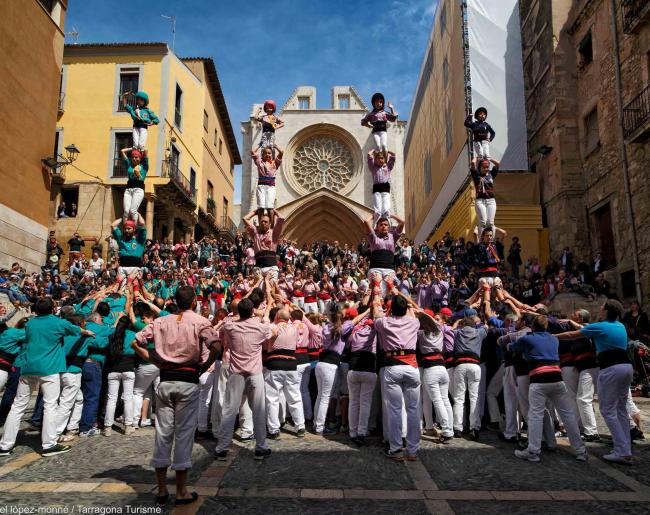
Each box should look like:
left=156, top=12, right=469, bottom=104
left=263, top=99, right=276, bottom=113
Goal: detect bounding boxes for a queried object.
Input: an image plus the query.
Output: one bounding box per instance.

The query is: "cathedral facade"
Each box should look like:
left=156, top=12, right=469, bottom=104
left=239, top=86, right=406, bottom=245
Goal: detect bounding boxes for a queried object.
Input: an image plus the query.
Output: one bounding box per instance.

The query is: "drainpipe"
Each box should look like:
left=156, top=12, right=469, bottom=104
left=610, top=0, right=643, bottom=303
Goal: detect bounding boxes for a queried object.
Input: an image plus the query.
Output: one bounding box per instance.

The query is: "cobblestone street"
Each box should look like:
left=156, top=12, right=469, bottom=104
left=0, top=398, right=648, bottom=514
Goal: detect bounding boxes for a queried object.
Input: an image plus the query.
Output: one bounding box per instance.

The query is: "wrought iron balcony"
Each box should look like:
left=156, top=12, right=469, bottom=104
left=207, top=197, right=216, bottom=218
left=162, top=160, right=196, bottom=204
left=623, top=85, right=650, bottom=142
left=218, top=215, right=237, bottom=237
left=622, top=0, right=650, bottom=34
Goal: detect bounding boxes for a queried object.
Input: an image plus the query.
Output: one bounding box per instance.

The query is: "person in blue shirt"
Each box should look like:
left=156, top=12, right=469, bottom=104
left=558, top=299, right=633, bottom=464
left=123, top=90, right=159, bottom=151
left=0, top=298, right=94, bottom=457
left=510, top=315, right=587, bottom=463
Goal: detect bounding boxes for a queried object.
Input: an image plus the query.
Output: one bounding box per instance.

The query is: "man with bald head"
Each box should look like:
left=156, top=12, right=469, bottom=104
left=264, top=307, right=305, bottom=438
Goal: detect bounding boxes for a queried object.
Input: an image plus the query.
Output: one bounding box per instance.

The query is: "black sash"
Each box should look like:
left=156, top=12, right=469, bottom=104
left=255, top=250, right=277, bottom=268
left=369, top=249, right=394, bottom=269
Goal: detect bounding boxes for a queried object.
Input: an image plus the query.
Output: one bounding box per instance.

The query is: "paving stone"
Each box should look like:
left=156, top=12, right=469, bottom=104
left=95, top=482, right=135, bottom=493
left=425, top=490, right=494, bottom=500
left=198, top=497, right=431, bottom=515
left=492, top=491, right=552, bottom=500
left=53, top=482, right=99, bottom=493
left=547, top=490, right=596, bottom=500
left=12, top=481, right=63, bottom=492
left=418, top=433, right=633, bottom=492
left=220, top=445, right=415, bottom=491
left=0, top=481, right=22, bottom=491
left=448, top=501, right=650, bottom=515
left=300, top=488, right=344, bottom=499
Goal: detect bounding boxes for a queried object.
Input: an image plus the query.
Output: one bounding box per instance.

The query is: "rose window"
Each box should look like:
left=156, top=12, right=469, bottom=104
left=292, top=136, right=355, bottom=192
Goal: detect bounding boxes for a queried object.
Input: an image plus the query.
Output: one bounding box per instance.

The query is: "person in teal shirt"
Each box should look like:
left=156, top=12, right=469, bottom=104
left=119, top=147, right=149, bottom=222
left=123, top=90, right=159, bottom=151
left=558, top=299, right=633, bottom=464
left=78, top=312, right=114, bottom=437
left=0, top=317, right=28, bottom=392
left=111, top=215, right=147, bottom=276
left=56, top=314, right=89, bottom=440
left=0, top=298, right=93, bottom=457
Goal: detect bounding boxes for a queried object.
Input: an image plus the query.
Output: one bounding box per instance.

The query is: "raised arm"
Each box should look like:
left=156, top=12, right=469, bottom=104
left=363, top=214, right=374, bottom=237
left=391, top=214, right=405, bottom=234
left=243, top=210, right=256, bottom=232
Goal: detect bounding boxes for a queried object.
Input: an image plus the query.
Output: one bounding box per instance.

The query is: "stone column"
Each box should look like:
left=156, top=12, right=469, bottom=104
left=166, top=207, right=176, bottom=243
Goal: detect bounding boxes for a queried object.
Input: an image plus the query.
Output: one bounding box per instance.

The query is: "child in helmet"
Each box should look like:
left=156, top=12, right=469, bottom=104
left=361, top=93, right=398, bottom=152
left=464, top=107, right=496, bottom=166
left=254, top=100, right=284, bottom=152
left=124, top=91, right=160, bottom=151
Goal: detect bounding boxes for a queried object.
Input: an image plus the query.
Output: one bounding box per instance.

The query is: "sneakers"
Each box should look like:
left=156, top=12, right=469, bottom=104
left=631, top=427, right=645, bottom=441
left=42, top=444, right=71, bottom=457
left=498, top=433, right=518, bottom=443
left=602, top=453, right=632, bottom=465
left=0, top=446, right=14, bottom=457
left=351, top=436, right=366, bottom=446
left=514, top=449, right=540, bottom=463
left=423, top=428, right=439, bottom=437
left=486, top=422, right=501, bottom=432
left=79, top=428, right=101, bottom=437
left=322, top=427, right=337, bottom=436
left=58, top=431, right=78, bottom=443
left=575, top=452, right=588, bottom=462
left=267, top=431, right=281, bottom=440
left=102, top=427, right=113, bottom=437
left=124, top=425, right=135, bottom=436
left=582, top=433, right=601, bottom=442
left=296, top=428, right=306, bottom=438
left=239, top=433, right=254, bottom=442
left=469, top=429, right=480, bottom=441
left=453, top=430, right=462, bottom=438
left=213, top=450, right=228, bottom=461
left=139, top=419, right=153, bottom=428
left=384, top=449, right=404, bottom=461
left=438, top=435, right=453, bottom=444
left=254, top=448, right=272, bottom=460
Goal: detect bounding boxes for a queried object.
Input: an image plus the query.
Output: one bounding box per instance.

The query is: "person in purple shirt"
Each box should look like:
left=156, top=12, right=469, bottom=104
left=367, top=149, right=396, bottom=223
left=361, top=92, right=398, bottom=152
left=344, top=308, right=377, bottom=445
left=373, top=293, right=421, bottom=461
left=363, top=214, right=405, bottom=297
left=313, top=308, right=353, bottom=435
left=415, top=275, right=432, bottom=310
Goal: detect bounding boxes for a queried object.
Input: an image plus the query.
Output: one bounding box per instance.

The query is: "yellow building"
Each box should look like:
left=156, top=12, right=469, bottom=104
left=404, top=1, right=548, bottom=265
left=52, top=42, right=240, bottom=256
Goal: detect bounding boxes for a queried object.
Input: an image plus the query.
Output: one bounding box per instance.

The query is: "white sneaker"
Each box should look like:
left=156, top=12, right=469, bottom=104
left=79, top=427, right=101, bottom=437
left=124, top=425, right=135, bottom=435
left=140, top=419, right=152, bottom=428
left=514, top=449, right=540, bottom=463
left=602, top=453, right=632, bottom=465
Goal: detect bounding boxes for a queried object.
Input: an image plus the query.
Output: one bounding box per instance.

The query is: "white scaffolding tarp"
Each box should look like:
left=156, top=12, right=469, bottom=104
left=467, top=0, right=528, bottom=170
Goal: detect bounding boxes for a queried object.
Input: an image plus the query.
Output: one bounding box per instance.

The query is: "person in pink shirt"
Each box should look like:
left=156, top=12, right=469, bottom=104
left=243, top=209, right=283, bottom=282
left=373, top=292, right=421, bottom=461
left=244, top=246, right=256, bottom=276
left=291, top=269, right=305, bottom=309
left=229, top=272, right=250, bottom=300
left=214, top=298, right=274, bottom=461
left=251, top=145, right=283, bottom=224
left=318, top=272, right=335, bottom=314
left=336, top=270, right=358, bottom=303
left=290, top=309, right=313, bottom=423
left=364, top=213, right=405, bottom=297
left=302, top=272, right=320, bottom=313
left=367, top=149, right=396, bottom=223
left=132, top=286, right=220, bottom=506
left=264, top=308, right=305, bottom=438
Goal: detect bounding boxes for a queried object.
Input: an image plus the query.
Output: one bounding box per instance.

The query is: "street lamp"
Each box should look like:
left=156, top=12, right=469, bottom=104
left=42, top=143, right=81, bottom=180
left=64, top=144, right=80, bottom=163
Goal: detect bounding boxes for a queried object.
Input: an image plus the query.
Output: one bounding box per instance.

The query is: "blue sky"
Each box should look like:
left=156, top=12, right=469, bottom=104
left=66, top=0, right=437, bottom=202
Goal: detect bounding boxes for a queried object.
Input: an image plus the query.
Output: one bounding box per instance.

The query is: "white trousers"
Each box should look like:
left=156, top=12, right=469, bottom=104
left=526, top=382, right=585, bottom=456
left=367, top=267, right=397, bottom=298
left=373, top=130, right=388, bottom=151
left=104, top=371, right=135, bottom=427
left=379, top=367, right=407, bottom=440
left=577, top=367, right=599, bottom=436
left=382, top=365, right=421, bottom=455
left=473, top=140, right=491, bottom=159
left=318, top=298, right=332, bottom=314
left=265, top=369, right=305, bottom=432
left=303, top=302, right=318, bottom=314
left=151, top=381, right=198, bottom=471
left=478, top=362, right=487, bottom=421
left=56, top=372, right=83, bottom=435
left=292, top=297, right=305, bottom=310
left=502, top=366, right=519, bottom=438
left=475, top=198, right=496, bottom=237
left=0, top=370, right=8, bottom=393
left=373, top=192, right=391, bottom=221
left=598, top=364, right=633, bottom=458
left=0, top=374, right=60, bottom=450
left=486, top=363, right=505, bottom=424
left=314, top=362, right=338, bottom=433
left=420, top=366, right=453, bottom=437
left=452, top=363, right=481, bottom=431
left=561, top=367, right=580, bottom=428
left=212, top=362, right=253, bottom=438
left=256, top=184, right=276, bottom=210
left=347, top=370, right=377, bottom=438
left=132, top=127, right=148, bottom=150
left=132, top=363, right=160, bottom=426
left=198, top=370, right=215, bottom=432
left=215, top=372, right=268, bottom=452
left=297, top=363, right=313, bottom=421
left=123, top=187, right=145, bottom=221
left=515, top=374, right=530, bottom=423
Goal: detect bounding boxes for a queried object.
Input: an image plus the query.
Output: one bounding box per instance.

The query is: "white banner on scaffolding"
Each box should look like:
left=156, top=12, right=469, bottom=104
left=467, top=0, right=528, bottom=170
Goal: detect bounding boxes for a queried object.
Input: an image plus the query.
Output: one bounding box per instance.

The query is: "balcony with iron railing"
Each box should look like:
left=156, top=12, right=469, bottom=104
left=622, top=0, right=650, bottom=33
left=218, top=215, right=237, bottom=237
left=207, top=197, right=216, bottom=218
left=162, top=160, right=196, bottom=204
left=623, top=85, right=650, bottom=142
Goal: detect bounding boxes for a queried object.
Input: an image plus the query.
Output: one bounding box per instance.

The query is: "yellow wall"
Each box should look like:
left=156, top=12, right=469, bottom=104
left=60, top=55, right=164, bottom=185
